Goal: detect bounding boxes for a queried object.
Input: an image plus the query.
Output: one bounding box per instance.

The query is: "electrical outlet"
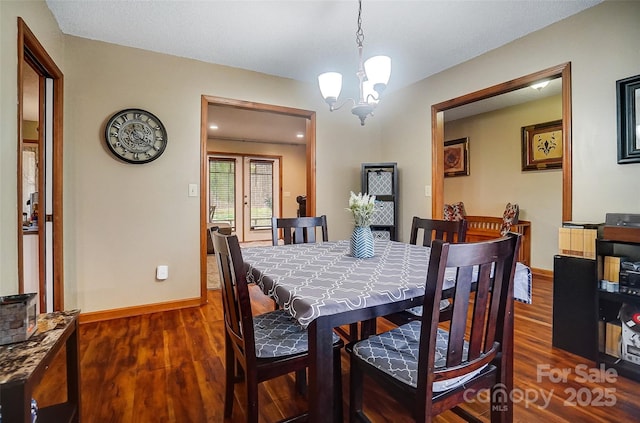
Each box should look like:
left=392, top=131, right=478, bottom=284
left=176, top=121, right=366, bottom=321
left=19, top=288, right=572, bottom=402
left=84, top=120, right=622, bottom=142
left=156, top=265, right=168, bottom=280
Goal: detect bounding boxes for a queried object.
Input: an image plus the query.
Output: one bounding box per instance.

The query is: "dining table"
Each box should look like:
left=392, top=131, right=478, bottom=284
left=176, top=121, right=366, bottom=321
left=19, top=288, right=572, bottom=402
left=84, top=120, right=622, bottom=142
left=243, top=239, right=531, bottom=422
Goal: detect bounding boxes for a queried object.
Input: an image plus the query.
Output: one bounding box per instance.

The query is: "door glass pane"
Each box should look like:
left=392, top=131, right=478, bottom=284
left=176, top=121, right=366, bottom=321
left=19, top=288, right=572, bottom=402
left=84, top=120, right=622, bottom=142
left=209, top=158, right=236, bottom=230
left=250, top=160, right=273, bottom=229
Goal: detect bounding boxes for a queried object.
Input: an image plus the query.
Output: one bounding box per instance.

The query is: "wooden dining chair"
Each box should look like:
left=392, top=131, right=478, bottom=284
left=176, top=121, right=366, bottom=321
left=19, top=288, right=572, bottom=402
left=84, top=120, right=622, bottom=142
left=212, top=232, right=344, bottom=422
left=271, top=215, right=328, bottom=246
left=269, top=215, right=328, bottom=309
left=271, top=215, right=358, bottom=341
left=349, top=233, right=521, bottom=423
left=383, top=217, right=468, bottom=326
left=410, top=216, right=468, bottom=246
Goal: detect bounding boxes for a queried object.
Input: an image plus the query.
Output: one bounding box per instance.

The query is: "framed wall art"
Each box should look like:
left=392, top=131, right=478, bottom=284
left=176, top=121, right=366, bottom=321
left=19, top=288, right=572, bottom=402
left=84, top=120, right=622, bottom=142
left=444, top=137, right=469, bottom=177
left=521, top=119, right=562, bottom=171
left=617, top=74, right=640, bottom=164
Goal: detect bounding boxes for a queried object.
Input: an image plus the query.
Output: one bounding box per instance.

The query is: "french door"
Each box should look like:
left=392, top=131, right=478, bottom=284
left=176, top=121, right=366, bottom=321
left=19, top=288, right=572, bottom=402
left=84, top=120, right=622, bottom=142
left=208, top=154, right=280, bottom=242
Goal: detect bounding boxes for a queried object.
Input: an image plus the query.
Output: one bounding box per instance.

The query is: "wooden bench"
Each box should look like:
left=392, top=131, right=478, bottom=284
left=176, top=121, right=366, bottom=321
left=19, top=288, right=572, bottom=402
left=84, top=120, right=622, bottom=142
left=464, top=215, right=531, bottom=266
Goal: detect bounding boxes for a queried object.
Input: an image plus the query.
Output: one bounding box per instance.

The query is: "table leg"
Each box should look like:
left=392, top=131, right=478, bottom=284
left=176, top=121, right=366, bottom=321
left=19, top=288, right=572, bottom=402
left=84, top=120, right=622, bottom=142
left=308, top=317, right=340, bottom=423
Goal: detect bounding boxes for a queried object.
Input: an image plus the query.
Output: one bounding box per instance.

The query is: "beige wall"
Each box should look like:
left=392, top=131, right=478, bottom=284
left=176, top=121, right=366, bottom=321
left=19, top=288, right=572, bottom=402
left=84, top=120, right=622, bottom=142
left=444, top=95, right=563, bottom=270
left=3, top=1, right=639, bottom=312
left=61, top=36, right=381, bottom=312
left=1, top=2, right=383, bottom=309
left=379, top=1, right=640, bottom=266
left=207, top=139, right=307, bottom=219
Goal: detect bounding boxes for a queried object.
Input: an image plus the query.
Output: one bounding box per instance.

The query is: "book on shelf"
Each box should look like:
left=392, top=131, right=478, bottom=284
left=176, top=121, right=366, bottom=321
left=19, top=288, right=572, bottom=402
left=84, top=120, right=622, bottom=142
left=562, top=221, right=605, bottom=229
left=559, top=223, right=602, bottom=259
left=605, top=320, right=622, bottom=358
left=583, top=229, right=597, bottom=259
left=603, top=255, right=628, bottom=282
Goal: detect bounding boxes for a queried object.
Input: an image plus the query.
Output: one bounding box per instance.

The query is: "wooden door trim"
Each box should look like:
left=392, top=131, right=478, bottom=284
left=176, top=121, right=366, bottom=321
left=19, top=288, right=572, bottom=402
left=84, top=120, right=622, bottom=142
left=17, top=18, right=65, bottom=310
left=199, top=95, right=316, bottom=303
left=431, top=62, right=572, bottom=222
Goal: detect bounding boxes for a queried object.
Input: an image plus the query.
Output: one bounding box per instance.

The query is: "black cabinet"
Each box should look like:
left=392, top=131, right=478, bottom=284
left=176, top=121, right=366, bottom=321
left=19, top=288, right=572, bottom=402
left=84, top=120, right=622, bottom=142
left=361, top=163, right=398, bottom=241
left=596, top=239, right=640, bottom=382
left=552, top=255, right=597, bottom=360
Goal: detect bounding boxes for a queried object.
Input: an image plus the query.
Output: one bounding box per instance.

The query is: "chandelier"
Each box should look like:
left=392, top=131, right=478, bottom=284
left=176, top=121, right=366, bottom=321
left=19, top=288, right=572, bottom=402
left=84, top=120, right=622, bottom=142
left=318, top=0, right=391, bottom=126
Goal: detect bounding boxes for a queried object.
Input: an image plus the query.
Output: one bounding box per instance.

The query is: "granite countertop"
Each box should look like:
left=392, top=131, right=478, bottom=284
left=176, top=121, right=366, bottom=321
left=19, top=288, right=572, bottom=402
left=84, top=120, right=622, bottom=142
left=0, top=309, right=80, bottom=386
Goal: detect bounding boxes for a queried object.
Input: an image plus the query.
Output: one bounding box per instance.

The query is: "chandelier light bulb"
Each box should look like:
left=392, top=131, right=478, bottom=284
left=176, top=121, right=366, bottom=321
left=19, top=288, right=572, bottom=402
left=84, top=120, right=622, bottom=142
left=317, top=0, right=390, bottom=125
left=318, top=72, right=343, bottom=104
left=364, top=55, right=391, bottom=89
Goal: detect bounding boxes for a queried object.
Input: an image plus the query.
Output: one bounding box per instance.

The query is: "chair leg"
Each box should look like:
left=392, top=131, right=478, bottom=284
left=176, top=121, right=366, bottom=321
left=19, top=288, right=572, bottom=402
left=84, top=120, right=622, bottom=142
left=349, top=355, right=364, bottom=422
left=246, top=375, right=259, bottom=423
left=348, top=322, right=359, bottom=341
left=234, top=358, right=244, bottom=381
left=224, top=338, right=235, bottom=418
left=359, top=318, right=377, bottom=340
left=295, top=369, right=307, bottom=396
left=490, top=383, right=511, bottom=423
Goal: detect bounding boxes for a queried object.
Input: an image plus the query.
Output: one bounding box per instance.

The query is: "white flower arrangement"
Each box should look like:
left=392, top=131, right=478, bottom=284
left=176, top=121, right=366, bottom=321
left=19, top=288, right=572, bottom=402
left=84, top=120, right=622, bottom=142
left=346, top=191, right=376, bottom=227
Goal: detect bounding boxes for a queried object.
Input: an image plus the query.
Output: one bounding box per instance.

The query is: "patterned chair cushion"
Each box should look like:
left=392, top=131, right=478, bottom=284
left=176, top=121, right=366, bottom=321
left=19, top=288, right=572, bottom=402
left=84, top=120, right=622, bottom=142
left=253, top=309, right=340, bottom=358
left=443, top=202, right=466, bottom=221
left=500, top=203, right=519, bottom=236
left=405, top=300, right=452, bottom=317
left=352, top=321, right=487, bottom=391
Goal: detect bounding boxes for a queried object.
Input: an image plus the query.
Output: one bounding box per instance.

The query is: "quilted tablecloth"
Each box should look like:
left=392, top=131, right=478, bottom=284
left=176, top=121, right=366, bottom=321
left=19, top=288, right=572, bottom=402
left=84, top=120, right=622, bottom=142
left=244, top=240, right=531, bottom=328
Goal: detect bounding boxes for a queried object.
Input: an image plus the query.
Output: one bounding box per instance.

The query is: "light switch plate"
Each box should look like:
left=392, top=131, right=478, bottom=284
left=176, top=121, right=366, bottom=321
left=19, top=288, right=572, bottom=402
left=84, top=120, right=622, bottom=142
left=425, top=185, right=432, bottom=197
left=188, top=183, right=198, bottom=197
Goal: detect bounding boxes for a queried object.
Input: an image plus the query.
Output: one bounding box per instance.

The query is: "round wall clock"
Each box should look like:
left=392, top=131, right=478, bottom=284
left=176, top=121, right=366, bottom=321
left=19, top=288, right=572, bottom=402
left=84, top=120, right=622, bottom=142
left=104, top=108, right=167, bottom=164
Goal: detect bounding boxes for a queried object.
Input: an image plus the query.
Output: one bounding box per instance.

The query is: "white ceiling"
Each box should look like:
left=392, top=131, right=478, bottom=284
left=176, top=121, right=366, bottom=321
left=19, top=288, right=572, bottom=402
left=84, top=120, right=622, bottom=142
left=445, top=77, right=563, bottom=122
left=44, top=0, right=597, bottom=141
left=208, top=104, right=308, bottom=145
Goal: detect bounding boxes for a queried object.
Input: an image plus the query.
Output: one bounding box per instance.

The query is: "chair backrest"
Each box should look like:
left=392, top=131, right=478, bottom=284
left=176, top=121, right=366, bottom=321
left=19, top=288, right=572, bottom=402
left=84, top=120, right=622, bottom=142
left=409, top=216, right=467, bottom=246
left=417, top=233, right=521, bottom=399
left=271, top=215, right=328, bottom=246
left=212, top=232, right=255, bottom=361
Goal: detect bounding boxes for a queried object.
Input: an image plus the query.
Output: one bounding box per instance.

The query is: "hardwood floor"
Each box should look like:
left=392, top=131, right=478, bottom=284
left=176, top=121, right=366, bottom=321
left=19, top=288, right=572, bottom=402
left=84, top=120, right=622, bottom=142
left=34, top=274, right=640, bottom=422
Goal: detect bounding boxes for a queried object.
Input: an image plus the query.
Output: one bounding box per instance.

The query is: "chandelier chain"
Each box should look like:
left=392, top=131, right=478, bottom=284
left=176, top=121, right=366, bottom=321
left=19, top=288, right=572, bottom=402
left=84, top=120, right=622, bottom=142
left=356, top=0, right=364, bottom=48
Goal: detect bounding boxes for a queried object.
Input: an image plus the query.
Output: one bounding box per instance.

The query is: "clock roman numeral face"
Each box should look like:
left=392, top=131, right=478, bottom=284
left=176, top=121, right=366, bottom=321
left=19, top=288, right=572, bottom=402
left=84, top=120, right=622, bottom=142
left=104, top=109, right=168, bottom=164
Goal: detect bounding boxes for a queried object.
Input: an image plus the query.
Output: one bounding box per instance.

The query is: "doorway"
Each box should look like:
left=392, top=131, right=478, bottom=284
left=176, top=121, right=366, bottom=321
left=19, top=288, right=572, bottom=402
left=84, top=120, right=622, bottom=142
left=17, top=18, right=64, bottom=312
left=208, top=154, right=281, bottom=242
left=431, top=63, right=572, bottom=223
left=199, top=95, right=316, bottom=302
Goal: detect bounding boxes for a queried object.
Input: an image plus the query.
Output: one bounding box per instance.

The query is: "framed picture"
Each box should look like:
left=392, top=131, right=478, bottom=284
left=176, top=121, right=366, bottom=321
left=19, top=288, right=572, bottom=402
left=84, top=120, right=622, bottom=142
left=444, top=137, right=469, bottom=177
left=617, top=74, right=640, bottom=164
left=521, top=120, right=562, bottom=171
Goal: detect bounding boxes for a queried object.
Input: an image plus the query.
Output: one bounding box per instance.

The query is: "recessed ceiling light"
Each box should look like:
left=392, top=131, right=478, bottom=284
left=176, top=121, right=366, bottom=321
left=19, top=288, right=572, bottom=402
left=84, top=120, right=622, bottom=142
left=296, top=133, right=304, bottom=138
left=530, top=81, right=549, bottom=90
left=210, top=124, right=218, bottom=130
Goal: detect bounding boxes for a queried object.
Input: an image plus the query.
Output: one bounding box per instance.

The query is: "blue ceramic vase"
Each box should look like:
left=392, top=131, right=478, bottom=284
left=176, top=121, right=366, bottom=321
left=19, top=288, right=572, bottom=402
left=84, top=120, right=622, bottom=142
left=350, top=226, right=375, bottom=258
